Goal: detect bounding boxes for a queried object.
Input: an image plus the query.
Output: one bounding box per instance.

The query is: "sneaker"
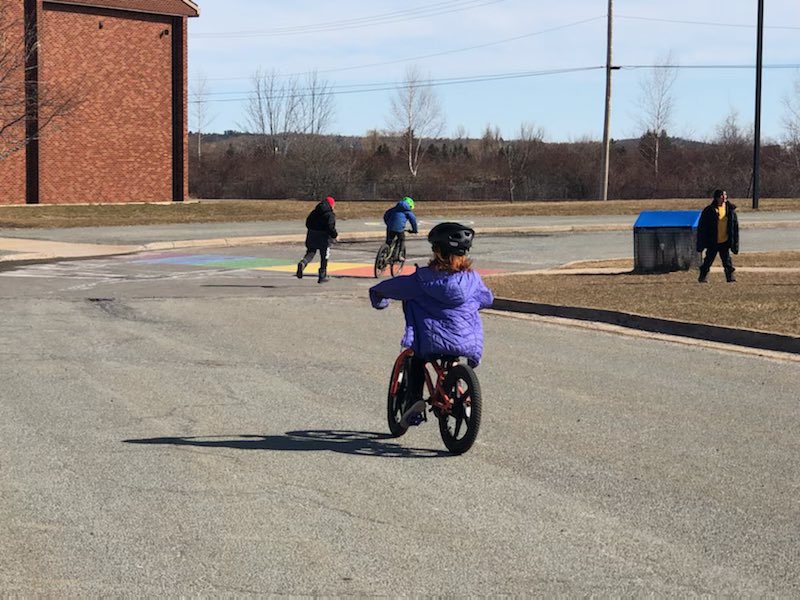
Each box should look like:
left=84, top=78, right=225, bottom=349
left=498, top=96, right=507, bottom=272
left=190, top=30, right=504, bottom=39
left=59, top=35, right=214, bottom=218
left=318, top=275, right=330, bottom=284
left=400, top=400, right=426, bottom=428
left=296, top=262, right=304, bottom=279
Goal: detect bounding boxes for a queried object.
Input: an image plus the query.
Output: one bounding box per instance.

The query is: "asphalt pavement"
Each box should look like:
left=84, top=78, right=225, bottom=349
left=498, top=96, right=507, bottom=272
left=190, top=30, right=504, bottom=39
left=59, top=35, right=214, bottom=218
left=2, top=214, right=800, bottom=593
left=1, top=212, right=799, bottom=356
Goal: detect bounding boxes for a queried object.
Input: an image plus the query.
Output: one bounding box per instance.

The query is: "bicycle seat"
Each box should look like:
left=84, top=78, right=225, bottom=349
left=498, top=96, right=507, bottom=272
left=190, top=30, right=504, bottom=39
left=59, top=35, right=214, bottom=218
left=425, top=354, right=478, bottom=368
left=425, top=354, right=462, bottom=365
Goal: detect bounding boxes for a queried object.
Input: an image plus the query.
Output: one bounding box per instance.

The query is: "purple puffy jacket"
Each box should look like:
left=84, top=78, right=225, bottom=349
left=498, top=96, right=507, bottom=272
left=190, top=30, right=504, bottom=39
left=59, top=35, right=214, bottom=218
left=369, top=267, right=494, bottom=365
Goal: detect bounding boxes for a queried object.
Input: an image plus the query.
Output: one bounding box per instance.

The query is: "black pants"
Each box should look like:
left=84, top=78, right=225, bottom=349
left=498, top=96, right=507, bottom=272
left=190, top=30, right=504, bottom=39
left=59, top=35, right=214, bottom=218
left=386, top=230, right=406, bottom=257
left=300, top=245, right=329, bottom=275
left=405, top=355, right=426, bottom=407
left=700, top=241, right=735, bottom=280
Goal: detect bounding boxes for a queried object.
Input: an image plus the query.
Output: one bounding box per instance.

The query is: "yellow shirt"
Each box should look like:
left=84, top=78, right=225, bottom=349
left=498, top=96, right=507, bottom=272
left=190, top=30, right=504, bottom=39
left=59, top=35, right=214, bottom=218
left=717, top=202, right=728, bottom=244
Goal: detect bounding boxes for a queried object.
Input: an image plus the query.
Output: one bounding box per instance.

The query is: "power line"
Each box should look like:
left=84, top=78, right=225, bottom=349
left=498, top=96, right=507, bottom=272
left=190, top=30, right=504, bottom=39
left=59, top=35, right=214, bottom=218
left=192, top=62, right=800, bottom=103
left=620, top=63, right=800, bottom=70
left=196, top=16, right=607, bottom=83
left=193, top=0, right=506, bottom=38
left=189, top=66, right=605, bottom=104
left=191, top=11, right=800, bottom=84
left=617, top=14, right=800, bottom=31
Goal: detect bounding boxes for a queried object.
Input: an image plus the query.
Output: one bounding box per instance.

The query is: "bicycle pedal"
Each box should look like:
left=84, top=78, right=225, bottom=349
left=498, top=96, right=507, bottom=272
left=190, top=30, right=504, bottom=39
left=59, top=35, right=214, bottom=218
left=406, top=413, right=425, bottom=426
left=400, top=400, right=427, bottom=428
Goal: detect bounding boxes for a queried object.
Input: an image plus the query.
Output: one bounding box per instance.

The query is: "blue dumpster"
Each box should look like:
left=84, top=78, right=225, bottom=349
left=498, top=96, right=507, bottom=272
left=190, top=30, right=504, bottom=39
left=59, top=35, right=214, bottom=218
left=634, top=210, right=701, bottom=273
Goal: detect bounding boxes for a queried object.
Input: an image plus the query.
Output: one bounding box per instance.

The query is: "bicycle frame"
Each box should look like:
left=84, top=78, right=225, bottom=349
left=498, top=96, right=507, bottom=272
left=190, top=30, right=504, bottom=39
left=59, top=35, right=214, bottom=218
left=387, top=237, right=402, bottom=262
left=390, top=348, right=456, bottom=415
left=387, top=227, right=413, bottom=260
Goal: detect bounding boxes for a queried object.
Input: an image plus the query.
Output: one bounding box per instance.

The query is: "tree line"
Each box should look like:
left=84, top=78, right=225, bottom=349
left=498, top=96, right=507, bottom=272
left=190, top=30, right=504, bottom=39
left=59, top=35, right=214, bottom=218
left=190, top=63, right=800, bottom=202
left=189, top=120, right=800, bottom=202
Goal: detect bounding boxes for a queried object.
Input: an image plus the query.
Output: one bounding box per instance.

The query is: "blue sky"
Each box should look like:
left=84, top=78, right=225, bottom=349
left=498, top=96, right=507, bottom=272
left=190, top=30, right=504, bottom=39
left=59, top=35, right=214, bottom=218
left=188, top=0, right=800, bottom=142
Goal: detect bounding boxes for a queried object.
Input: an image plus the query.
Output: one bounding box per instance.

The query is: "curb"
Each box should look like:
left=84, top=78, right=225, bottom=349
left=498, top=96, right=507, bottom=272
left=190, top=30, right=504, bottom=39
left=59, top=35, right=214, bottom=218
left=491, top=298, right=800, bottom=355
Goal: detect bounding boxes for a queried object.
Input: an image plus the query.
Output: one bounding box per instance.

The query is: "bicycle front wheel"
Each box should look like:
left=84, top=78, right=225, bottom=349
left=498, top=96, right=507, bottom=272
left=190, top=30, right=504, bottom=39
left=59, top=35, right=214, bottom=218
left=386, top=356, right=411, bottom=437
left=438, top=364, right=482, bottom=455
left=390, top=244, right=406, bottom=277
left=374, top=244, right=391, bottom=278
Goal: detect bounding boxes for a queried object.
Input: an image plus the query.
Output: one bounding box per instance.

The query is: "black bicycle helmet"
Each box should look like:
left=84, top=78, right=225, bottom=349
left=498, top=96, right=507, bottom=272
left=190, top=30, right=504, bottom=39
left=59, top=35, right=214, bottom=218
left=427, top=222, right=475, bottom=256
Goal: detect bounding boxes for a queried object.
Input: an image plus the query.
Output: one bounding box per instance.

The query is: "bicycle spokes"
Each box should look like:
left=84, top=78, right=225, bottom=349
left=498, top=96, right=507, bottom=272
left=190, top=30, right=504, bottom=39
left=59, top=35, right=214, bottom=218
left=445, top=379, right=471, bottom=434
left=386, top=351, right=482, bottom=455
left=438, top=363, right=482, bottom=455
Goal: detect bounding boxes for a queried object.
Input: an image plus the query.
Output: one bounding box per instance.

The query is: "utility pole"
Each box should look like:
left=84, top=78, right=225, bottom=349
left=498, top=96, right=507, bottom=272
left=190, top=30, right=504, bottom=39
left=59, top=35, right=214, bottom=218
left=752, top=0, right=764, bottom=209
left=599, top=0, right=614, bottom=201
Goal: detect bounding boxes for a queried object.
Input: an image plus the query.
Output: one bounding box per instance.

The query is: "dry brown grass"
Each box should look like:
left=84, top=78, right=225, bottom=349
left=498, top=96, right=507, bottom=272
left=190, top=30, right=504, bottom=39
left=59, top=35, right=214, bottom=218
left=1, top=197, right=798, bottom=229
left=485, top=257, right=800, bottom=337
left=563, top=250, right=800, bottom=270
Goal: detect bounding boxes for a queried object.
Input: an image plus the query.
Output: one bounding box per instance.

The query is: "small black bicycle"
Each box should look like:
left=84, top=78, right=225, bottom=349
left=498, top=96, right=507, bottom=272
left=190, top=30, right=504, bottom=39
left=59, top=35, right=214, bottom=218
left=374, top=231, right=409, bottom=278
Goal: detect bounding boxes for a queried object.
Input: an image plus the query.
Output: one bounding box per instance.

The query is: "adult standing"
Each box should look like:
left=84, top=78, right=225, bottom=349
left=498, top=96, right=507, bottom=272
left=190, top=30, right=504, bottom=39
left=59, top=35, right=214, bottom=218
left=296, top=196, right=338, bottom=283
left=696, top=189, right=739, bottom=283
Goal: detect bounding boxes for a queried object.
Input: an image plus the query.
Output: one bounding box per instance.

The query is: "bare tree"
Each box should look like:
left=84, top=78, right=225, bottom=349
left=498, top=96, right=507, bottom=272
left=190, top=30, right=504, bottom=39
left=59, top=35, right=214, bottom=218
left=505, top=122, right=544, bottom=202
left=387, top=64, right=445, bottom=178
left=0, top=4, right=76, bottom=160
left=714, top=107, right=753, bottom=194
left=241, top=68, right=300, bottom=156
left=290, top=135, right=344, bottom=199
left=782, top=71, right=800, bottom=175
left=190, top=71, right=216, bottom=161
left=298, top=69, right=335, bottom=135
left=479, top=123, right=502, bottom=160
left=635, top=52, right=677, bottom=183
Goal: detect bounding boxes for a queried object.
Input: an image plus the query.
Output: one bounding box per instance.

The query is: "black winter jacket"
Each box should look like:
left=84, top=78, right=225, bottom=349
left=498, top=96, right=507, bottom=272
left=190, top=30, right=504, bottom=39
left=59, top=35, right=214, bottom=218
left=304, top=201, right=337, bottom=250
left=696, top=200, right=739, bottom=254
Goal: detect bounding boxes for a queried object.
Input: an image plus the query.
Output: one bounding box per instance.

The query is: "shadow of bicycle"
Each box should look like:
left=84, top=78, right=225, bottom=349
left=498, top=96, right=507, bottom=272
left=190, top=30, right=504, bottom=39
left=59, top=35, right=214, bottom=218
left=123, top=429, right=449, bottom=459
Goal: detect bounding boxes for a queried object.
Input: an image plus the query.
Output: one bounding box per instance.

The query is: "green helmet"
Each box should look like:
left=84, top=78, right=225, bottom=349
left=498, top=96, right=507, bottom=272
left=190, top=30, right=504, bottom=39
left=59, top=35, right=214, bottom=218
left=402, top=196, right=415, bottom=210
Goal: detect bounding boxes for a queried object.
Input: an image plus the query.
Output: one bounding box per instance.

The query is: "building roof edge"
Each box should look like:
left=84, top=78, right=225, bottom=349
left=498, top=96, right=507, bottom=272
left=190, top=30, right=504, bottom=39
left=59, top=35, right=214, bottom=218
left=45, top=0, right=199, bottom=18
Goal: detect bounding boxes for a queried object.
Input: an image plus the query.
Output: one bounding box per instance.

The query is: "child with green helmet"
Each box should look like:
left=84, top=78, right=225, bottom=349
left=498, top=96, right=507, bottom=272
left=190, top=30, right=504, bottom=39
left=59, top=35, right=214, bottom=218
left=382, top=196, right=418, bottom=258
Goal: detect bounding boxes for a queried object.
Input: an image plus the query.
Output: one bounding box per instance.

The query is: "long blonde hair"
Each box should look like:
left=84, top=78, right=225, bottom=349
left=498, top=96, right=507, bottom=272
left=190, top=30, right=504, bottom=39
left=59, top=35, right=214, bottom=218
left=428, top=247, right=473, bottom=272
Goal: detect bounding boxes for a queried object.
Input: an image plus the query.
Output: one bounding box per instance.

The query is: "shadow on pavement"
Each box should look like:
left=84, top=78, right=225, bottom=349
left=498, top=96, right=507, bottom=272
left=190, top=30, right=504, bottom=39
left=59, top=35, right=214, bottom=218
left=123, top=429, right=449, bottom=458
left=201, top=284, right=278, bottom=289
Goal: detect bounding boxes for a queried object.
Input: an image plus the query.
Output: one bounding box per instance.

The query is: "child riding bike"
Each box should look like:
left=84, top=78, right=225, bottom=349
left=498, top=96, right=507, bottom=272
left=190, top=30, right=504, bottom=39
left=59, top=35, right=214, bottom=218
left=369, top=222, right=494, bottom=427
left=382, top=196, right=418, bottom=257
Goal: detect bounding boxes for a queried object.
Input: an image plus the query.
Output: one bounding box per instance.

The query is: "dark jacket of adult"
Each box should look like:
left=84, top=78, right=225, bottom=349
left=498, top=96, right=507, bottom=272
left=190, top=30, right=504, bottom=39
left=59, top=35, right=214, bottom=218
left=305, top=200, right=337, bottom=250
left=696, top=200, right=739, bottom=254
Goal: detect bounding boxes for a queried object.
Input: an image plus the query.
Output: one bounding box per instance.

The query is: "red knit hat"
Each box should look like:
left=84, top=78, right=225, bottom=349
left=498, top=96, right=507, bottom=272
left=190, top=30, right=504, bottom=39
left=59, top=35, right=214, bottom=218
left=325, top=196, right=335, bottom=208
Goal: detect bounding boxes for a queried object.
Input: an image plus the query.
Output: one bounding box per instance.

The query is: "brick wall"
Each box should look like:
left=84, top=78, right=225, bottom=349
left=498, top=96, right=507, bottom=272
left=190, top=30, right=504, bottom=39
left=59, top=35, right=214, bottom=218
left=38, top=5, right=174, bottom=203
left=181, top=15, right=188, bottom=202
left=0, top=1, right=28, bottom=205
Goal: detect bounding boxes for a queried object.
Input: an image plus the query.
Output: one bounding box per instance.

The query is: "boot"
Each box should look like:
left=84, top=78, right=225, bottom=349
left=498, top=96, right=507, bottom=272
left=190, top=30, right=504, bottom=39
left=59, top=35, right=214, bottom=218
left=296, top=261, right=305, bottom=279
left=318, top=269, right=330, bottom=283
left=698, top=269, right=708, bottom=283
left=400, top=400, right=426, bottom=428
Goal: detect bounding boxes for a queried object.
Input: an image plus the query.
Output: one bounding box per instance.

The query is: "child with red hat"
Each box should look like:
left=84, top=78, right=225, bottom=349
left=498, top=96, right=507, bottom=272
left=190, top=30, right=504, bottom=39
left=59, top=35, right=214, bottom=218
left=296, top=196, right=337, bottom=283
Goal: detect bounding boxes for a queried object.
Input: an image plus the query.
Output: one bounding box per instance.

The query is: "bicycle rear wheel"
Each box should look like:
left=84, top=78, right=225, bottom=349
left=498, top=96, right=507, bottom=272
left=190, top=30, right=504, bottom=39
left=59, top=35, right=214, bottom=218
left=390, top=244, right=406, bottom=277
left=438, top=363, right=482, bottom=454
left=374, top=244, right=391, bottom=278
left=387, top=356, right=410, bottom=437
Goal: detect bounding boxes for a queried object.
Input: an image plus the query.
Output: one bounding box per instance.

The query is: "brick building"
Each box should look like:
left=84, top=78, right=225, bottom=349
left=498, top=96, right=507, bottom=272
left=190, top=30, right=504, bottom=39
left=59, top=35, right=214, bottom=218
left=0, top=0, right=199, bottom=205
